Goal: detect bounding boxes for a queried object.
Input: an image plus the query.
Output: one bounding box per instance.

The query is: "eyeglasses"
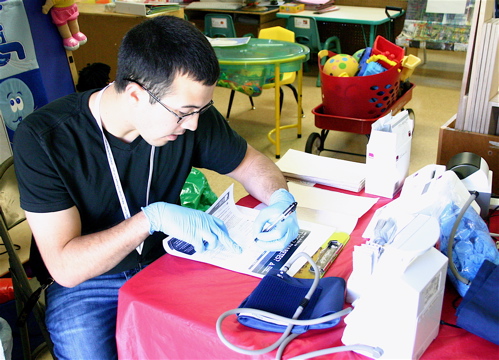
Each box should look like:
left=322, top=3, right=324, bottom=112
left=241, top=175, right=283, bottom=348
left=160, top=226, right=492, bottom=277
left=124, top=79, right=214, bottom=123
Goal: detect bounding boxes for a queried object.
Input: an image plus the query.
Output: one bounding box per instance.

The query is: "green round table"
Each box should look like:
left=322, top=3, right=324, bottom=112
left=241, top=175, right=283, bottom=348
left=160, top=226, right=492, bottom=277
left=213, top=38, right=310, bottom=158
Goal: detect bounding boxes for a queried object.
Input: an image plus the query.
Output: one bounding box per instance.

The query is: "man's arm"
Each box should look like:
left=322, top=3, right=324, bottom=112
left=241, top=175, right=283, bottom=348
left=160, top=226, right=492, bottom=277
left=226, top=144, right=288, bottom=205
left=227, top=144, right=299, bottom=250
left=26, top=206, right=151, bottom=288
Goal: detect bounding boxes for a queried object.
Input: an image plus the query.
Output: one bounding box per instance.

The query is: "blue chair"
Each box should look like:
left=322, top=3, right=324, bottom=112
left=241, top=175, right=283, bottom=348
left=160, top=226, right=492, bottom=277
left=285, top=16, right=341, bottom=86
left=205, top=14, right=255, bottom=118
left=225, top=27, right=303, bottom=119
left=204, top=13, right=237, bottom=38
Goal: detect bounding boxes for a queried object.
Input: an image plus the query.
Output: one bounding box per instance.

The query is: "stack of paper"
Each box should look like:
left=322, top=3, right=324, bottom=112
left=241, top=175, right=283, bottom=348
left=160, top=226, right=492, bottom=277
left=287, top=182, right=378, bottom=234
left=207, top=37, right=250, bottom=47
left=461, top=18, right=499, bottom=134
left=276, top=149, right=366, bottom=192
left=455, top=0, right=499, bottom=135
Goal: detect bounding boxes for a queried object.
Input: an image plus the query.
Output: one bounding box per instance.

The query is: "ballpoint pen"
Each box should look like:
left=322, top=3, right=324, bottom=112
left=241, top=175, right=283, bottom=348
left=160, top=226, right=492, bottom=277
left=260, top=201, right=298, bottom=233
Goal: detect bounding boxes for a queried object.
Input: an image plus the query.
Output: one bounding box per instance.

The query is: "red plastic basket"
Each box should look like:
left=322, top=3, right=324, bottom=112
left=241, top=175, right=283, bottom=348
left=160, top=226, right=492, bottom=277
left=312, top=83, right=415, bottom=135
left=319, top=51, right=402, bottom=119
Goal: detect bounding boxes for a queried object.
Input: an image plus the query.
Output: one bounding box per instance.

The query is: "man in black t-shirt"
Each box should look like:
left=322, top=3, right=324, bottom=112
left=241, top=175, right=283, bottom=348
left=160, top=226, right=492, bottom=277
left=13, top=16, right=299, bottom=359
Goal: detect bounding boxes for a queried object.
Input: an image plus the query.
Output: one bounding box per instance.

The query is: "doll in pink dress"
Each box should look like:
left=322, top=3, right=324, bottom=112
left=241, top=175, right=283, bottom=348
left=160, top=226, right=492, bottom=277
left=42, top=0, right=87, bottom=51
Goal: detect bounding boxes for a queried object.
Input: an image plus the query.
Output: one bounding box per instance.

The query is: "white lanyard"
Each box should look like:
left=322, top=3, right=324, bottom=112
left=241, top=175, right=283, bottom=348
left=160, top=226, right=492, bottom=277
left=94, top=84, right=154, bottom=254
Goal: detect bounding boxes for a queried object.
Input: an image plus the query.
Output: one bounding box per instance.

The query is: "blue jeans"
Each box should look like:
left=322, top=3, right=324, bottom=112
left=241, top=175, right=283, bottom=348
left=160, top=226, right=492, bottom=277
left=45, top=265, right=146, bottom=360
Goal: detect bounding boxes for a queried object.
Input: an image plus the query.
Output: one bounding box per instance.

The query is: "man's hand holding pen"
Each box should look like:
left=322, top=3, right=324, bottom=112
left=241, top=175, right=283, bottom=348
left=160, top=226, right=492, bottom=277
left=253, top=189, right=299, bottom=251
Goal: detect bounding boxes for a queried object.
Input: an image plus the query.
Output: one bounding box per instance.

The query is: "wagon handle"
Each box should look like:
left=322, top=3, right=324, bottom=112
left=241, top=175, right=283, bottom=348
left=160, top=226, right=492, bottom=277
left=385, top=6, right=403, bottom=20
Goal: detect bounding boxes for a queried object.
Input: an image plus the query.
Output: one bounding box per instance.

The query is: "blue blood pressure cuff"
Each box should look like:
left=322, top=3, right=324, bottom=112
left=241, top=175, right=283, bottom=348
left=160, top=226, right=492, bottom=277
left=237, top=268, right=346, bottom=334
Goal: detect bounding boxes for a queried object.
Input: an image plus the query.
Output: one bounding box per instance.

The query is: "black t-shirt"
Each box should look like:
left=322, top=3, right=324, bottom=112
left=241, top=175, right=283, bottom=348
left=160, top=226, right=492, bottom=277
left=13, top=89, right=247, bottom=277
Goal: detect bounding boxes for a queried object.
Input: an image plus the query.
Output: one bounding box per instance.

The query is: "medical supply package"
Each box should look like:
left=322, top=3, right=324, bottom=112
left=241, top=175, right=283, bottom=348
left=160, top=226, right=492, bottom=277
left=365, top=110, right=413, bottom=198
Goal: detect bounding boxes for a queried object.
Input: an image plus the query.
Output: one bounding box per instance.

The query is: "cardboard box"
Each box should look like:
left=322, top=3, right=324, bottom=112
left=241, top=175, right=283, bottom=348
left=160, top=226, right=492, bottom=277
left=279, top=3, right=305, bottom=13
left=115, top=1, right=180, bottom=16
left=437, top=115, right=499, bottom=195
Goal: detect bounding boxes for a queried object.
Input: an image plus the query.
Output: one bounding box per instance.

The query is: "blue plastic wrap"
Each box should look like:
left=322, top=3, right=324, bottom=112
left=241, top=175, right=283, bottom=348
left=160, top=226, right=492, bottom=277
left=439, top=202, right=499, bottom=296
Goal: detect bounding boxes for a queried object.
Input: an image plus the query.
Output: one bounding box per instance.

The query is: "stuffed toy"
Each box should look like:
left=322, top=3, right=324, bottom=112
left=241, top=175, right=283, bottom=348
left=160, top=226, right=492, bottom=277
left=42, top=0, right=87, bottom=51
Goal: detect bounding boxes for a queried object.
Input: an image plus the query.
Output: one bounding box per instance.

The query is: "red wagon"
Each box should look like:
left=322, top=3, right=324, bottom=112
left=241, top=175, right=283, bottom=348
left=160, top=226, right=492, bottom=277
left=306, top=35, right=417, bottom=156
left=305, top=83, right=415, bottom=156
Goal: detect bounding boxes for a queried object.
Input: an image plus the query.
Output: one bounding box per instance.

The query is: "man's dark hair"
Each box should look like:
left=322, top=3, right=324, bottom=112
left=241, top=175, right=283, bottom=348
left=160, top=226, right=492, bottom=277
left=115, top=16, right=220, bottom=97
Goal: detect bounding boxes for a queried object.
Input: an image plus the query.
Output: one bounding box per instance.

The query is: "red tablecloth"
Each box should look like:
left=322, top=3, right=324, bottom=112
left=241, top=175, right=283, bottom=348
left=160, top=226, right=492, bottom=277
left=116, top=187, right=498, bottom=359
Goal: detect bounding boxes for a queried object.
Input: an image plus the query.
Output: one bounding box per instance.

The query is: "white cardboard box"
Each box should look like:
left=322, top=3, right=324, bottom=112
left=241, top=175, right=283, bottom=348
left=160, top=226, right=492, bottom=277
left=343, top=246, right=448, bottom=360
left=365, top=110, right=413, bottom=198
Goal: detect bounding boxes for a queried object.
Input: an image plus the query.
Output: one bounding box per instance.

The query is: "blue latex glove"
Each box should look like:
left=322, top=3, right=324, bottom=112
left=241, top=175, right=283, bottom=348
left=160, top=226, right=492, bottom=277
left=142, top=202, right=242, bottom=254
left=253, top=189, right=299, bottom=251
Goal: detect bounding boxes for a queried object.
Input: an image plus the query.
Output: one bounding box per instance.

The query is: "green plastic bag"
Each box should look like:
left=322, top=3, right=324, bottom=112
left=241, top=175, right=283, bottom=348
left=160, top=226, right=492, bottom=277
left=180, top=168, right=218, bottom=211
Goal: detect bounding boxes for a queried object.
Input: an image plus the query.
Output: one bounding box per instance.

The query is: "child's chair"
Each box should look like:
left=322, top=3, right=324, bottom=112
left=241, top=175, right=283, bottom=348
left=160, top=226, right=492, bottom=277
left=205, top=14, right=255, bottom=118
left=285, top=16, right=341, bottom=86
left=225, top=26, right=303, bottom=119
left=258, top=26, right=302, bottom=115
left=204, top=13, right=237, bottom=38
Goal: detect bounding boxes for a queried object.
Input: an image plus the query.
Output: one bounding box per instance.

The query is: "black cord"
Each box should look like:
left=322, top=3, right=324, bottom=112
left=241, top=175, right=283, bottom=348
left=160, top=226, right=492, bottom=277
left=0, top=243, right=21, bottom=256
left=440, top=320, right=462, bottom=329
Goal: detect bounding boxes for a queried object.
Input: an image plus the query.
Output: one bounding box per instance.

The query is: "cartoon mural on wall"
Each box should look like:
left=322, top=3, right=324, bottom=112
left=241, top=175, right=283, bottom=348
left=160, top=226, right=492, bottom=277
left=0, top=78, right=35, bottom=140
left=0, top=0, right=48, bottom=144
left=0, top=24, right=26, bottom=66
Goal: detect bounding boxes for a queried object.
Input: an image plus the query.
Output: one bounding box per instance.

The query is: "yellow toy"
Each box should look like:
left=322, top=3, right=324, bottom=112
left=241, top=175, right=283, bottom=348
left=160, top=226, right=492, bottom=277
left=42, top=0, right=87, bottom=51
left=400, top=54, right=422, bottom=81
left=366, top=54, right=398, bottom=68
left=322, top=54, right=358, bottom=77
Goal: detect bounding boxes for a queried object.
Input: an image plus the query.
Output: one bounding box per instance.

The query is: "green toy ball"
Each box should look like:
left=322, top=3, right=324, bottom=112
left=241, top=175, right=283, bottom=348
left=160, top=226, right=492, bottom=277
left=352, top=48, right=365, bottom=62
left=323, top=54, right=359, bottom=77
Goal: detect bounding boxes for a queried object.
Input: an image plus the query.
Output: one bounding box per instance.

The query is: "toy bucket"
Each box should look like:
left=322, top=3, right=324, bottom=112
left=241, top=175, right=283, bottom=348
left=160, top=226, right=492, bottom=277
left=400, top=54, right=422, bottom=81
left=372, top=35, right=405, bottom=63
left=319, top=50, right=402, bottom=119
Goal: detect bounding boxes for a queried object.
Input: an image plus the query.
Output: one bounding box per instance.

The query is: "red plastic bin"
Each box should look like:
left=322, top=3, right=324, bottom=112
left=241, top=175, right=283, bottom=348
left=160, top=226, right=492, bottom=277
left=312, top=83, right=415, bottom=135
left=320, top=59, right=401, bottom=119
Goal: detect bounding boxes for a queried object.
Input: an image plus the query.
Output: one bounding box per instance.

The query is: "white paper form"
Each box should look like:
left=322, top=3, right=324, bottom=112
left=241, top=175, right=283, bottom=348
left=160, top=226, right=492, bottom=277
left=287, top=182, right=378, bottom=234
left=164, top=184, right=336, bottom=278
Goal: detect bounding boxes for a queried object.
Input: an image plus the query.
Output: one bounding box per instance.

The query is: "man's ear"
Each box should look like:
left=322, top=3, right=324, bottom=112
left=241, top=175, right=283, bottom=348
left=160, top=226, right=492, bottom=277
left=125, top=82, right=147, bottom=106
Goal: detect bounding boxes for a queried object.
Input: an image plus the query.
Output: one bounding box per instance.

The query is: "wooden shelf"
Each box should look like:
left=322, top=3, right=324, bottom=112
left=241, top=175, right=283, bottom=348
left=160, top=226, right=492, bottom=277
left=73, top=3, right=184, bottom=81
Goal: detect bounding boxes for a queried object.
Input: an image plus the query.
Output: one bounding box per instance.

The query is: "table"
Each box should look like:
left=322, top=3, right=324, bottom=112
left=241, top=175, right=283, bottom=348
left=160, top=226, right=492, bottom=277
left=184, top=8, right=285, bottom=37
left=213, top=38, right=310, bottom=158
left=116, top=186, right=498, bottom=359
left=277, top=6, right=405, bottom=47
left=396, top=0, right=475, bottom=53
left=395, top=0, right=476, bottom=64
